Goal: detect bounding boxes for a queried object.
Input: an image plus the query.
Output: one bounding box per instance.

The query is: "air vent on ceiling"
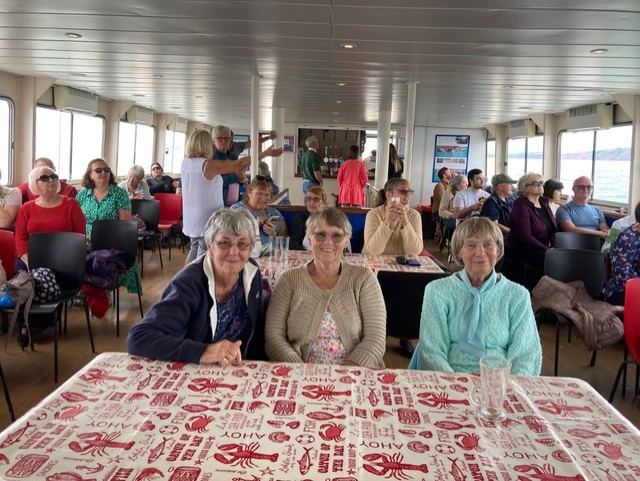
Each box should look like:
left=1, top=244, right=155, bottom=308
left=126, top=105, right=154, bottom=125
left=167, top=117, right=188, bottom=133
left=566, top=104, right=612, bottom=131
left=53, top=86, right=98, bottom=116
left=508, top=119, right=536, bottom=138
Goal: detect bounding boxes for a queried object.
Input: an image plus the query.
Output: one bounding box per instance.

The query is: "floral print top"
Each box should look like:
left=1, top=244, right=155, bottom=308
left=307, top=309, right=348, bottom=364
left=213, top=276, right=249, bottom=343
left=76, top=184, right=131, bottom=237
left=603, top=224, right=640, bottom=302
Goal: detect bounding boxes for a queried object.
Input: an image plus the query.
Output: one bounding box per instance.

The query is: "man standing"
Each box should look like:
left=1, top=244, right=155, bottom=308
left=556, top=176, right=609, bottom=240
left=453, top=168, right=489, bottom=225
left=432, top=167, right=452, bottom=216
left=300, top=136, right=322, bottom=194
left=18, top=157, right=77, bottom=203
left=480, top=173, right=516, bottom=235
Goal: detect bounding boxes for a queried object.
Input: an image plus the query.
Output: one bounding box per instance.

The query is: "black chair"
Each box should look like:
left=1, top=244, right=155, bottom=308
left=377, top=270, right=450, bottom=340
left=131, top=199, right=163, bottom=277
left=0, top=360, right=15, bottom=422
left=554, top=232, right=602, bottom=251
left=539, top=248, right=605, bottom=376
left=91, top=219, right=144, bottom=337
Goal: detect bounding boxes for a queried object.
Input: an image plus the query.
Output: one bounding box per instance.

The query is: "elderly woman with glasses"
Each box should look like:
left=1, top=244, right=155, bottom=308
left=266, top=208, right=386, bottom=367
left=147, top=162, right=178, bottom=194
left=413, top=217, right=542, bottom=375
left=290, top=186, right=327, bottom=251
left=127, top=208, right=268, bottom=364
left=118, top=165, right=151, bottom=199
left=15, top=166, right=85, bottom=269
left=506, top=172, right=557, bottom=286
left=361, top=178, right=423, bottom=256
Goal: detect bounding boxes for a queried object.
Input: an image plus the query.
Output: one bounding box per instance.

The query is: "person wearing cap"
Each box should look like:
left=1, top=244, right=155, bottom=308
left=256, top=161, right=282, bottom=200
left=543, top=179, right=564, bottom=215
left=480, top=173, right=516, bottom=236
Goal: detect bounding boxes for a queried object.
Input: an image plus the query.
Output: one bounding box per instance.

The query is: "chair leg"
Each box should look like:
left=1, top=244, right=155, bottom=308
left=139, top=239, right=145, bottom=278
left=53, top=310, right=59, bottom=383
left=0, top=361, right=15, bottom=422
left=116, top=287, right=120, bottom=338
left=589, top=350, right=597, bottom=367
left=554, top=321, right=560, bottom=376
left=83, top=296, right=95, bottom=353
left=157, top=235, right=163, bottom=270
left=567, top=325, right=572, bottom=343
left=608, top=361, right=630, bottom=402
left=135, top=274, right=144, bottom=319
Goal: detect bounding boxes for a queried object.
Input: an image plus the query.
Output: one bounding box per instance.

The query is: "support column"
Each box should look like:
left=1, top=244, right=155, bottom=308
left=375, top=110, right=392, bottom=190
left=404, top=82, right=417, bottom=181
left=105, top=101, right=122, bottom=169
left=542, top=113, right=557, bottom=180
left=15, top=77, right=36, bottom=184
left=494, top=124, right=507, bottom=175
left=630, top=96, right=640, bottom=209
left=154, top=113, right=167, bottom=166
left=250, top=75, right=260, bottom=176
left=271, top=107, right=285, bottom=189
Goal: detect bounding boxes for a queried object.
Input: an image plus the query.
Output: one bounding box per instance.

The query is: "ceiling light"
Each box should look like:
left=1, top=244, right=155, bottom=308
left=172, top=107, right=181, bottom=110
left=66, top=73, right=87, bottom=77
left=337, top=82, right=347, bottom=87
left=340, top=43, right=357, bottom=49
left=501, top=85, right=513, bottom=90
left=65, top=32, right=82, bottom=39
left=132, top=94, right=146, bottom=98
left=335, top=100, right=342, bottom=104
left=195, top=95, right=204, bottom=99
left=519, top=106, right=531, bottom=110
left=590, top=48, right=608, bottom=54
left=460, top=104, right=465, bottom=108
left=152, top=74, right=164, bottom=78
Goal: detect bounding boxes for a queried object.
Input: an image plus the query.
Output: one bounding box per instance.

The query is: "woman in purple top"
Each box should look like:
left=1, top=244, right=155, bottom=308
left=506, top=172, right=557, bottom=287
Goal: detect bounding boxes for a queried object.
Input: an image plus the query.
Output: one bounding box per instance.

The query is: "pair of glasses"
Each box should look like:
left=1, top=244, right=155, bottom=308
left=526, top=181, right=544, bottom=187
left=93, top=167, right=111, bottom=174
left=305, top=196, right=323, bottom=203
left=575, top=184, right=593, bottom=191
left=38, top=174, right=59, bottom=182
left=216, top=137, right=232, bottom=142
left=214, top=239, right=252, bottom=251
left=393, top=189, right=414, bottom=196
left=151, top=166, right=162, bottom=171
left=312, top=231, right=346, bottom=243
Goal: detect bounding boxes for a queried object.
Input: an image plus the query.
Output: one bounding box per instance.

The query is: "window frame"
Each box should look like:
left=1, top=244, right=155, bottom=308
left=117, top=121, right=157, bottom=177
left=0, top=96, right=14, bottom=184
left=506, top=135, right=544, bottom=181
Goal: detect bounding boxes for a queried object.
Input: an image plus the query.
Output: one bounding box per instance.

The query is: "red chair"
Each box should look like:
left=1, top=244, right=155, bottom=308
left=608, top=278, right=640, bottom=402
left=154, top=193, right=182, bottom=260
left=0, top=230, right=16, bottom=280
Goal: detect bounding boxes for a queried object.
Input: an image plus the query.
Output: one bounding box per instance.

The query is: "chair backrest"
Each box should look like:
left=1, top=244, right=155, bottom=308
left=91, top=220, right=139, bottom=268
left=0, top=230, right=16, bottom=280
left=377, top=270, right=450, bottom=339
left=554, top=232, right=602, bottom=251
left=624, top=278, right=640, bottom=362
left=29, top=232, right=87, bottom=297
left=543, top=248, right=605, bottom=299
left=153, top=193, right=182, bottom=223
left=131, top=199, right=160, bottom=230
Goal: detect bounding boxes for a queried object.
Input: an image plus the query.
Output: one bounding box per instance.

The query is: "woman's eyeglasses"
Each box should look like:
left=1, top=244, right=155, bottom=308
left=312, top=231, right=346, bottom=243
left=38, top=174, right=59, bottom=182
left=93, top=167, right=111, bottom=174
left=305, top=196, right=323, bottom=203
left=214, top=240, right=253, bottom=251
left=393, top=189, right=414, bottom=196
left=526, top=181, right=544, bottom=187
left=151, top=166, right=162, bottom=171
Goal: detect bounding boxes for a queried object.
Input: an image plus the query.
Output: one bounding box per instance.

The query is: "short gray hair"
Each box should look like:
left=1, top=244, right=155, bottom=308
left=33, top=157, right=55, bottom=169
left=128, top=165, right=145, bottom=181
left=214, top=125, right=231, bottom=137
left=450, top=217, right=504, bottom=266
left=306, top=207, right=352, bottom=239
left=204, top=208, right=257, bottom=248
left=305, top=136, right=318, bottom=148
left=517, top=172, right=543, bottom=196
left=449, top=174, right=467, bottom=192
left=29, top=166, right=60, bottom=194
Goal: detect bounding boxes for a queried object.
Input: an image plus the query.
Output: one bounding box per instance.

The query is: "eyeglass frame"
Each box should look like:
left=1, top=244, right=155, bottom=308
left=391, top=188, right=414, bottom=196
left=213, top=239, right=253, bottom=251
left=93, top=167, right=111, bottom=174
left=38, top=174, right=60, bottom=182
left=525, top=180, right=544, bottom=187
left=215, top=137, right=232, bottom=142
left=574, top=184, right=593, bottom=191
left=305, top=196, right=324, bottom=203
left=311, top=231, right=347, bottom=243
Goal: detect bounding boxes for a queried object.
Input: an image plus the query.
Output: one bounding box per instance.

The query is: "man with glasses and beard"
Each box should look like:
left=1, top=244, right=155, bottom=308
left=556, top=176, right=609, bottom=240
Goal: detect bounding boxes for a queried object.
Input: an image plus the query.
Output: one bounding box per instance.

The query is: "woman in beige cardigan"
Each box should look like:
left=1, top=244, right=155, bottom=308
left=265, top=208, right=386, bottom=367
left=361, top=178, right=423, bottom=256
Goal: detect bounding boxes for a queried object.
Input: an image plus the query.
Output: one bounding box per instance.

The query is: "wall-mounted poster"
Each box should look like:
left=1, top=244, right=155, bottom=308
left=323, top=129, right=335, bottom=141
left=433, top=134, right=470, bottom=182
left=283, top=135, right=295, bottom=152
left=345, top=130, right=358, bottom=142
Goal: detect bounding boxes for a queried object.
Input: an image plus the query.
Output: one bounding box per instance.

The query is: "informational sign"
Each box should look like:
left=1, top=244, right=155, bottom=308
left=433, top=134, right=470, bottom=182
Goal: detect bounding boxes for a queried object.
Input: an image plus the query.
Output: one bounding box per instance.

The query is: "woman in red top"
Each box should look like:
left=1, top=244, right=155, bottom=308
left=337, top=145, right=368, bottom=207
left=15, top=166, right=86, bottom=269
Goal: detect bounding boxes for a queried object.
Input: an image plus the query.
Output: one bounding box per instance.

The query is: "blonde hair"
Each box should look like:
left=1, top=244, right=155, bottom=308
left=186, top=129, right=214, bottom=159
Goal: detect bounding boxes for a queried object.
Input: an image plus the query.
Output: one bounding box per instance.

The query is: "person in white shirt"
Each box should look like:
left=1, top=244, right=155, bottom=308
left=453, top=169, right=489, bottom=225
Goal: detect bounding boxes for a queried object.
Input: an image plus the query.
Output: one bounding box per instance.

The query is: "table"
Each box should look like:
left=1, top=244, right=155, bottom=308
left=258, top=251, right=444, bottom=290
left=1, top=353, right=639, bottom=480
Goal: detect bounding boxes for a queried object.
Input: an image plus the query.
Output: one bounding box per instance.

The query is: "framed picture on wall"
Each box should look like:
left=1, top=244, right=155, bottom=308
left=346, top=130, right=358, bottom=142
left=432, top=134, right=470, bottom=182
left=283, top=135, right=295, bottom=152
left=323, top=129, right=335, bottom=141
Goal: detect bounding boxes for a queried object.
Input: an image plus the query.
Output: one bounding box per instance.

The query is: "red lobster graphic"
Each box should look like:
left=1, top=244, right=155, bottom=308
left=187, top=377, right=238, bottom=393
left=79, top=369, right=127, bottom=385
left=213, top=442, right=278, bottom=468
left=69, top=432, right=134, bottom=456
left=362, top=453, right=428, bottom=479
left=417, top=391, right=470, bottom=409
left=302, top=385, right=351, bottom=401
left=514, top=464, right=586, bottom=481
left=534, top=399, right=592, bottom=417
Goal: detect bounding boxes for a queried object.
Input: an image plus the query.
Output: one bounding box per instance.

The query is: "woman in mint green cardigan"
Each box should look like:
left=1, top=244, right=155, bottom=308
left=414, top=217, right=542, bottom=376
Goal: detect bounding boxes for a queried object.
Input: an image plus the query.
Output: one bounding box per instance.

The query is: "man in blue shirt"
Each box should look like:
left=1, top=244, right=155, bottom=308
left=556, top=176, right=609, bottom=240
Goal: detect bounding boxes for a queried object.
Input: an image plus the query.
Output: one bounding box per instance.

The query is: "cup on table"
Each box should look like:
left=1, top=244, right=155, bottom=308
left=470, top=354, right=511, bottom=422
left=277, top=236, right=290, bottom=259
left=268, top=236, right=278, bottom=258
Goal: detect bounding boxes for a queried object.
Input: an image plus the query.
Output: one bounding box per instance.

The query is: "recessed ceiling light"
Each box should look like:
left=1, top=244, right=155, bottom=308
left=460, top=104, right=465, bottom=108
left=340, top=43, right=357, bottom=49
left=501, top=85, right=513, bottom=90
left=152, top=74, right=164, bottom=78
left=519, top=106, right=531, bottom=110
left=65, top=32, right=82, bottom=39
left=332, top=112, right=340, bottom=115
left=434, top=115, right=438, bottom=118
left=335, top=100, right=342, bottom=104
left=337, top=82, right=347, bottom=87
left=590, top=48, right=608, bottom=54
left=132, top=94, right=146, bottom=98
left=195, top=95, right=204, bottom=99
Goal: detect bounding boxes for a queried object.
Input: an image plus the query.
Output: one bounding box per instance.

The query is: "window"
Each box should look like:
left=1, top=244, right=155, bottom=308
left=559, top=125, right=632, bottom=205
left=506, top=136, right=543, bottom=181
left=485, top=139, right=495, bottom=182
left=117, top=122, right=155, bottom=176
left=0, top=98, right=13, bottom=184
left=35, top=107, right=105, bottom=181
left=164, top=130, right=186, bottom=174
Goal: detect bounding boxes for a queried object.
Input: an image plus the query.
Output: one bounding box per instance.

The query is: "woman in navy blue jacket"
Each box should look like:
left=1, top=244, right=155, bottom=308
left=127, top=208, right=268, bottom=365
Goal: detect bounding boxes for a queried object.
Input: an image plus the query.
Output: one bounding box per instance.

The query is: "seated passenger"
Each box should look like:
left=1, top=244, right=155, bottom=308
left=480, top=173, right=516, bottom=237
left=556, top=176, right=609, bottom=240
left=290, top=186, right=327, bottom=251
left=452, top=169, right=489, bottom=225
left=0, top=166, right=21, bottom=229
left=414, top=217, right=542, bottom=376
left=147, top=162, right=178, bottom=194
left=361, top=178, right=423, bottom=256
left=543, top=179, right=564, bottom=215
left=603, top=202, right=640, bottom=306
left=265, top=208, right=386, bottom=367
left=18, top=157, right=77, bottom=204
left=439, top=174, right=467, bottom=232
left=15, top=166, right=85, bottom=269
left=127, top=208, right=267, bottom=364
left=118, top=165, right=151, bottom=200
left=231, top=178, right=288, bottom=252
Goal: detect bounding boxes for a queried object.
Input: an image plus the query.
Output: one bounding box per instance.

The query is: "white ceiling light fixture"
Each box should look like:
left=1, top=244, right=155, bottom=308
left=590, top=48, right=608, bottom=54
left=65, top=32, right=82, bottom=39
left=340, top=43, right=357, bottom=49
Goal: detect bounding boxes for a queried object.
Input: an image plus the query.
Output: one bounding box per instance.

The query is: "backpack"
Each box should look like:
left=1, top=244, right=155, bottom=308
left=30, top=267, right=62, bottom=304
left=2, top=271, right=35, bottom=348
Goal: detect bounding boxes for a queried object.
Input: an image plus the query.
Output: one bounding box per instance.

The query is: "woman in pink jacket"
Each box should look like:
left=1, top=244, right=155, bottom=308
left=337, top=145, right=368, bottom=207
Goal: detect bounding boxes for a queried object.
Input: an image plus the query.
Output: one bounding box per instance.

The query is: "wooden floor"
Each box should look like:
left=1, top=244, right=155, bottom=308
left=0, top=239, right=638, bottom=432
